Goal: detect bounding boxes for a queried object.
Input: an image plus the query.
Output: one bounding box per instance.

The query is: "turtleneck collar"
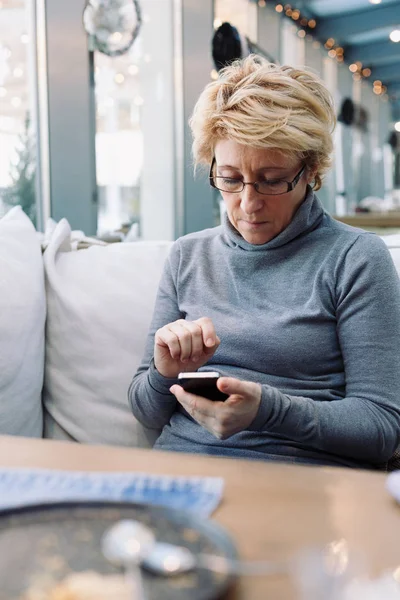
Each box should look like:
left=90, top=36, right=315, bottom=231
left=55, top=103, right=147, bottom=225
left=221, top=187, right=325, bottom=251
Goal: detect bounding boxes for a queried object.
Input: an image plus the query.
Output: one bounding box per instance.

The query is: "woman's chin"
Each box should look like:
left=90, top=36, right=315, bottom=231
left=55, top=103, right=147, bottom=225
left=239, top=226, right=276, bottom=245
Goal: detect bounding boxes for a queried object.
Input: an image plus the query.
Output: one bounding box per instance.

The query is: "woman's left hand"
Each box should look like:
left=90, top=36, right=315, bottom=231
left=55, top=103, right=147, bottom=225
left=170, top=377, right=262, bottom=439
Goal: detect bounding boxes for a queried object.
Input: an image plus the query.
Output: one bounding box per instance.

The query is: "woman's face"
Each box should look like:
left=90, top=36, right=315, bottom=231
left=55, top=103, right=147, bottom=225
left=214, top=140, right=313, bottom=245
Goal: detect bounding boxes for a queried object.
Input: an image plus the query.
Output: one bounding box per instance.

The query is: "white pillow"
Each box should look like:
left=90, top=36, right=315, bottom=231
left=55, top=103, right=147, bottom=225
left=381, top=235, right=400, bottom=276
left=0, top=206, right=45, bottom=436
left=43, top=218, right=172, bottom=447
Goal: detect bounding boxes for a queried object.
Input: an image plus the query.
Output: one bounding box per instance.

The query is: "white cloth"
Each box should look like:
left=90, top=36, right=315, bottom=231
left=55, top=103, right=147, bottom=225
left=43, top=217, right=172, bottom=446
left=0, top=207, right=45, bottom=436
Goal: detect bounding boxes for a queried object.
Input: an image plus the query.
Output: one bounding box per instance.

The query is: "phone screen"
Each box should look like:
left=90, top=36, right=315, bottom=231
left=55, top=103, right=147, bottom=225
left=177, top=372, right=229, bottom=401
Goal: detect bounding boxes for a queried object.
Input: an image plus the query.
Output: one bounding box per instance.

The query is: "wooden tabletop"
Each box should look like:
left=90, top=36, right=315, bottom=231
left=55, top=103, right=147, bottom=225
left=0, top=435, right=399, bottom=599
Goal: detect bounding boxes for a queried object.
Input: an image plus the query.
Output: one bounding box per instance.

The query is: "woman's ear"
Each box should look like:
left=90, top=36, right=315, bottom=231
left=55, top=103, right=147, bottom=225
left=306, top=168, right=317, bottom=186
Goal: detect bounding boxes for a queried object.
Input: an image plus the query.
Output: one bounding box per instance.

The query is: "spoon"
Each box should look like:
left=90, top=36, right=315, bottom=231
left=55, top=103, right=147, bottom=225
left=101, top=520, right=155, bottom=600
left=141, top=541, right=287, bottom=577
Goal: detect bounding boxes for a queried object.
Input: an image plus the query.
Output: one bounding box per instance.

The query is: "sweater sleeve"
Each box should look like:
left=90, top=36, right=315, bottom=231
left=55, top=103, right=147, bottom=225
left=249, top=234, right=400, bottom=464
left=128, top=242, right=183, bottom=429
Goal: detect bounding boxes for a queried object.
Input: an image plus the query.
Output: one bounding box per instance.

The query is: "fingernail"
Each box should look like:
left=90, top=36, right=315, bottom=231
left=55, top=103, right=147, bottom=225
left=206, top=338, right=214, bottom=347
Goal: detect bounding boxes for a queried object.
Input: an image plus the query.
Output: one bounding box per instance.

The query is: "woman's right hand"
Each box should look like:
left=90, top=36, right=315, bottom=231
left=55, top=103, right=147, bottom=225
left=154, top=317, right=220, bottom=378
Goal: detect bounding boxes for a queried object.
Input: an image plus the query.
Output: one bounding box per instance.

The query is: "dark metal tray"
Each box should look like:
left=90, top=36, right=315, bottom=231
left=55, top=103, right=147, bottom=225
left=0, top=501, right=238, bottom=599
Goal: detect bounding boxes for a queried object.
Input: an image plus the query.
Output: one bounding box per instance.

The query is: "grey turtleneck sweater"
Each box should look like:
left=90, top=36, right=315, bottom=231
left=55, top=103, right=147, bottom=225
left=129, top=190, right=400, bottom=469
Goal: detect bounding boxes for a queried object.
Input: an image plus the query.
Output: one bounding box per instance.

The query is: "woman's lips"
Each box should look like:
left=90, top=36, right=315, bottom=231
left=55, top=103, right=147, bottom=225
left=241, top=220, right=268, bottom=228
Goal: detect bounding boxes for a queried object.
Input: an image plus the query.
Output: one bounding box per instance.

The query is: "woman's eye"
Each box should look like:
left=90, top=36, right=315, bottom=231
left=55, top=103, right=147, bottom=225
left=222, top=178, right=240, bottom=185
left=263, top=179, right=282, bottom=186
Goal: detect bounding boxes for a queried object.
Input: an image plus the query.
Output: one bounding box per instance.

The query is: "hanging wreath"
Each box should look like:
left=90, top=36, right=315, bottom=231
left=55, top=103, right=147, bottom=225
left=83, top=0, right=142, bottom=57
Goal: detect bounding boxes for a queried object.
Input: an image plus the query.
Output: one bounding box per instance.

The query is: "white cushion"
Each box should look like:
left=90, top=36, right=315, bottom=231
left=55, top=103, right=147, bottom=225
left=381, top=235, right=400, bottom=276
left=43, top=218, right=172, bottom=447
left=387, top=248, right=400, bottom=276
left=0, top=206, right=45, bottom=436
left=381, top=234, right=400, bottom=249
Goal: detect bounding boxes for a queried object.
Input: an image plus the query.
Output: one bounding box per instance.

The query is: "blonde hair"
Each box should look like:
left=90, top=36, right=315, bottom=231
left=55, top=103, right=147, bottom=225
left=189, top=55, right=336, bottom=190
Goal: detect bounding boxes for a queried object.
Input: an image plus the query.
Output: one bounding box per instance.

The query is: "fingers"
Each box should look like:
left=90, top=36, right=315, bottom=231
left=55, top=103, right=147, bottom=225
left=155, top=318, right=219, bottom=363
left=194, top=317, right=219, bottom=348
left=218, top=377, right=261, bottom=403
left=171, top=378, right=262, bottom=440
left=170, top=385, right=219, bottom=435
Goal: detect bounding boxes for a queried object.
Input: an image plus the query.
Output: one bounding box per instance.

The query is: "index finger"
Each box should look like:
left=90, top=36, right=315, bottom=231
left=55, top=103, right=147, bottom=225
left=193, top=317, right=218, bottom=348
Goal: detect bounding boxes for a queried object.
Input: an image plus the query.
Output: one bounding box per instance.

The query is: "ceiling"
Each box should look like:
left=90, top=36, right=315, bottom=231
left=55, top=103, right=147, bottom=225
left=294, top=0, right=400, bottom=119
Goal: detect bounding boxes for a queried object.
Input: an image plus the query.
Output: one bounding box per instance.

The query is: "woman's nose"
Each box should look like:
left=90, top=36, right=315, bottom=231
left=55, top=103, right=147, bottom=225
left=240, top=184, right=264, bottom=213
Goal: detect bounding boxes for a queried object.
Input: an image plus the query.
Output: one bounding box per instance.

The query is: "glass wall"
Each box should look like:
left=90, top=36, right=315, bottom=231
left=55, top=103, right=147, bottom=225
left=94, top=47, right=143, bottom=235
left=0, top=0, right=37, bottom=225
left=214, top=0, right=257, bottom=41
left=94, top=0, right=176, bottom=240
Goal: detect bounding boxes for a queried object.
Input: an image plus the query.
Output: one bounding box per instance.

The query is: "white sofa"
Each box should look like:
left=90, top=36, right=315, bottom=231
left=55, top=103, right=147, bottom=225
left=0, top=206, right=172, bottom=447
left=2, top=206, right=400, bottom=454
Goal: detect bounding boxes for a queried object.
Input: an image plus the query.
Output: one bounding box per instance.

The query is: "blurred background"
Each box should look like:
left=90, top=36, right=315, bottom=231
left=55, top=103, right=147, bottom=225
left=0, top=0, right=400, bottom=239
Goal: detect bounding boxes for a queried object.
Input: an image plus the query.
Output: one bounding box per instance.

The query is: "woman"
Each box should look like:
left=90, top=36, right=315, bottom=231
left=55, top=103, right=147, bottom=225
left=129, top=55, right=400, bottom=469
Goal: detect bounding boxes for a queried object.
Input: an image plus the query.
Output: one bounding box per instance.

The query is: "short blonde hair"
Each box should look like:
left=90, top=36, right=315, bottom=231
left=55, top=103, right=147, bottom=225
left=190, top=55, right=336, bottom=190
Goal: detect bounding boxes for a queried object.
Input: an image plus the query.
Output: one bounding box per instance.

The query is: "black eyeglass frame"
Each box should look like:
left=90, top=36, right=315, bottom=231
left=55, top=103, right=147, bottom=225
left=209, top=157, right=307, bottom=196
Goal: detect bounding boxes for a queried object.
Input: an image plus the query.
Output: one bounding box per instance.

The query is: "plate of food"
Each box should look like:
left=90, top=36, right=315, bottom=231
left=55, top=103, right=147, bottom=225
left=0, top=501, right=237, bottom=600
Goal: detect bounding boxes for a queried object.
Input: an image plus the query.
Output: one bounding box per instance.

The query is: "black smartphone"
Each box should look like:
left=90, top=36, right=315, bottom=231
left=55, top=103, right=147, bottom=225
left=177, top=371, right=229, bottom=401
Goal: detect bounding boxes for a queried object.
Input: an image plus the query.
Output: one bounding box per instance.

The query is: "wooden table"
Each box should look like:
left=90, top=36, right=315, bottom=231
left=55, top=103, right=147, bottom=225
left=0, top=435, right=399, bottom=599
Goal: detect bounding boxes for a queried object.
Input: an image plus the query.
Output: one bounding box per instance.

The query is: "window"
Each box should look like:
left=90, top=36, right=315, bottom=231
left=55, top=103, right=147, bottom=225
left=94, top=0, right=176, bottom=240
left=0, top=0, right=37, bottom=226
left=214, top=0, right=257, bottom=41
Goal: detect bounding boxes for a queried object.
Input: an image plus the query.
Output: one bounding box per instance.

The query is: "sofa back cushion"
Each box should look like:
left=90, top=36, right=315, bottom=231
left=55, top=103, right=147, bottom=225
left=43, top=218, right=172, bottom=447
left=382, top=234, right=400, bottom=276
left=0, top=206, right=45, bottom=437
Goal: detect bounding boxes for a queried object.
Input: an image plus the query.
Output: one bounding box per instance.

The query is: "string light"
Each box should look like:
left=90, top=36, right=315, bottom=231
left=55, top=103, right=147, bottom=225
left=349, top=64, right=358, bottom=73
left=275, top=4, right=283, bottom=12
left=11, top=96, right=21, bottom=107
left=324, top=38, right=335, bottom=49
left=362, top=68, right=371, bottom=77
left=389, top=29, right=400, bottom=43
left=297, top=29, right=306, bottom=38
left=128, top=64, right=139, bottom=75
left=258, top=0, right=266, bottom=6
left=394, top=122, right=400, bottom=132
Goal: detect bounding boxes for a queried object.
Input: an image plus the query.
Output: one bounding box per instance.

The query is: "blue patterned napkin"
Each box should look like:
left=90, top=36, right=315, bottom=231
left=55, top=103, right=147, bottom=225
left=0, top=469, right=224, bottom=518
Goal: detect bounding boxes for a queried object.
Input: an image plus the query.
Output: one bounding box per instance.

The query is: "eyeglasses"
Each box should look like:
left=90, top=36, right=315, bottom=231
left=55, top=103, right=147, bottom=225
left=209, top=158, right=306, bottom=196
